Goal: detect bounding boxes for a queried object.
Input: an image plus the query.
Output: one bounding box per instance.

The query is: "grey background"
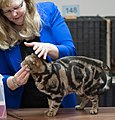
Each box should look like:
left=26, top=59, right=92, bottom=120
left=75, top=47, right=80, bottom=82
left=35, top=0, right=115, bottom=16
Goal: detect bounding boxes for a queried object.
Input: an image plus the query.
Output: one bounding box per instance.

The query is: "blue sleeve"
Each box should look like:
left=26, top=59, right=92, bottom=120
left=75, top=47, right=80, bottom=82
left=49, top=2, right=77, bottom=57
left=37, top=2, right=77, bottom=58
left=0, top=50, right=23, bottom=108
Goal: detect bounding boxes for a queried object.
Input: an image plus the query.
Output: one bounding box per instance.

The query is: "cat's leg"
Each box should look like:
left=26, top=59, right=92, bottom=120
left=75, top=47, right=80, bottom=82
left=75, top=95, right=89, bottom=110
left=89, top=95, right=98, bottom=114
left=45, top=98, right=61, bottom=117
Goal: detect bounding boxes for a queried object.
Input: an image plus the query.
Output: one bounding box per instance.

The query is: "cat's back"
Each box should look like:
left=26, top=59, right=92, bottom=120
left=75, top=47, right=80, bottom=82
left=55, top=56, right=103, bottom=67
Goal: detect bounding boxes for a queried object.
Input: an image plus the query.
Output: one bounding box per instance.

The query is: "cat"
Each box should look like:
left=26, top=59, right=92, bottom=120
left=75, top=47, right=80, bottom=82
left=21, top=53, right=112, bottom=117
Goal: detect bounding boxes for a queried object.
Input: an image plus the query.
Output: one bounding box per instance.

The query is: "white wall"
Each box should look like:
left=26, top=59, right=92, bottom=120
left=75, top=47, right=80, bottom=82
left=79, top=0, right=115, bottom=16
left=35, top=0, right=115, bottom=16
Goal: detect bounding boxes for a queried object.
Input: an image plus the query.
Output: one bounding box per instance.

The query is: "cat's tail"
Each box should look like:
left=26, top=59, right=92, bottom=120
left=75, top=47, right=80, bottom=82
left=98, top=64, right=112, bottom=95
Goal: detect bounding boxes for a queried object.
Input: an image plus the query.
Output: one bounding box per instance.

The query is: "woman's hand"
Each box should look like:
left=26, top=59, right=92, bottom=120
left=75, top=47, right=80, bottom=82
left=24, top=42, right=59, bottom=60
left=14, top=65, right=30, bottom=85
left=7, top=65, right=30, bottom=90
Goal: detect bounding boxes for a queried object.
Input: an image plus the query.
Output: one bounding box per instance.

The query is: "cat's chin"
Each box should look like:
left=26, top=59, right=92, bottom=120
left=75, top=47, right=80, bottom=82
left=36, top=83, right=44, bottom=90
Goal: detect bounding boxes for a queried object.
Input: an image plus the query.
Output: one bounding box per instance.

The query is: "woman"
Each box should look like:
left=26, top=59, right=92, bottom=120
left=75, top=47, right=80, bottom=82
left=0, top=0, right=77, bottom=108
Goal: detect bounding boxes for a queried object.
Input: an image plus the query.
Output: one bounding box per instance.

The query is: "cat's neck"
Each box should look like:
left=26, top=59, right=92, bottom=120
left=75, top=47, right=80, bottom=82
left=42, top=60, right=53, bottom=74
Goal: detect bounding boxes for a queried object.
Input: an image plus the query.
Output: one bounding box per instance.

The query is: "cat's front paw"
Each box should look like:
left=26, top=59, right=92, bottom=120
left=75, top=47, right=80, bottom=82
left=75, top=105, right=84, bottom=110
left=90, top=109, right=98, bottom=114
left=45, top=109, right=57, bottom=117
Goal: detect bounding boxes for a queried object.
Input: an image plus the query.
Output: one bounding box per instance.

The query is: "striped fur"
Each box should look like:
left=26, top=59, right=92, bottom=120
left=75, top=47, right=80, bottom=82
left=21, top=53, right=112, bottom=116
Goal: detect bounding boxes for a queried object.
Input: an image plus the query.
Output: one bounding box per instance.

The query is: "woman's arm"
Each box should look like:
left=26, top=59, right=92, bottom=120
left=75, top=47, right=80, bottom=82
left=0, top=50, right=29, bottom=108
left=25, top=2, right=77, bottom=60
left=24, top=42, right=59, bottom=60
left=48, top=2, right=77, bottom=58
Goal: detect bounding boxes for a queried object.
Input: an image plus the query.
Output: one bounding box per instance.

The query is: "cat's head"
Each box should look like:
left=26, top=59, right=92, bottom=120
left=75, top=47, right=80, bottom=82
left=21, top=53, right=46, bottom=74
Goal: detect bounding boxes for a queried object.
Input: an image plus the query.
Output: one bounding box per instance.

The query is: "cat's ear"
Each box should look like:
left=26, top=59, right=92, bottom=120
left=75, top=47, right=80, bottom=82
left=31, top=53, right=37, bottom=57
left=31, top=53, right=34, bottom=55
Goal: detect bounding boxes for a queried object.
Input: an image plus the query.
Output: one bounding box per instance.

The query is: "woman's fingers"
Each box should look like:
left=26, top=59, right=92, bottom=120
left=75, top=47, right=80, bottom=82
left=15, top=65, right=28, bottom=77
left=43, top=49, right=48, bottom=59
left=14, top=64, right=30, bottom=85
left=24, top=42, right=48, bottom=59
left=35, top=45, right=42, bottom=54
left=21, top=72, right=30, bottom=85
left=37, top=48, right=46, bottom=58
left=15, top=69, right=30, bottom=85
left=24, top=42, right=36, bottom=47
left=33, top=43, right=40, bottom=50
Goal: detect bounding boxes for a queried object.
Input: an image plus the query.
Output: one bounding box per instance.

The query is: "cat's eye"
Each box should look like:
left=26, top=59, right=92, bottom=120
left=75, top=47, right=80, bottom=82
left=32, top=61, right=35, bottom=65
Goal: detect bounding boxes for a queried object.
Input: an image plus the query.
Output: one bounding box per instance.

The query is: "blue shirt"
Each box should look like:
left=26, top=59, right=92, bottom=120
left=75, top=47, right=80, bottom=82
left=0, top=2, right=77, bottom=108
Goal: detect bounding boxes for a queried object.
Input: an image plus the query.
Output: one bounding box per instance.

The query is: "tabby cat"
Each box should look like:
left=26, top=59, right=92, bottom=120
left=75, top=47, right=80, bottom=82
left=21, top=53, right=112, bottom=117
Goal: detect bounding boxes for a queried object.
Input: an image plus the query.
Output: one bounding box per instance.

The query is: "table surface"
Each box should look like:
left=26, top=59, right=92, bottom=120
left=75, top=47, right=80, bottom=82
left=3, top=107, right=115, bottom=120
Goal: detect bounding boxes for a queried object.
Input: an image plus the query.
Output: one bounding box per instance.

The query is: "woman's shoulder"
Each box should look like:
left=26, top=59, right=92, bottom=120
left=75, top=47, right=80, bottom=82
left=36, top=2, right=56, bottom=9
left=36, top=2, right=58, bottom=14
left=36, top=2, right=60, bottom=24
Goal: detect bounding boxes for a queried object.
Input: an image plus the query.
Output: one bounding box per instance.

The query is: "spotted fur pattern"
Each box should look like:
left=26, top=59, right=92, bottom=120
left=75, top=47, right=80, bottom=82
left=21, top=53, right=112, bottom=116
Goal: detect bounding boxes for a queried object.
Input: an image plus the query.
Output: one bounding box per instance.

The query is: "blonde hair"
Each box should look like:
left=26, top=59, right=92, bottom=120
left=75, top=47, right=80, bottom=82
left=0, top=0, right=40, bottom=50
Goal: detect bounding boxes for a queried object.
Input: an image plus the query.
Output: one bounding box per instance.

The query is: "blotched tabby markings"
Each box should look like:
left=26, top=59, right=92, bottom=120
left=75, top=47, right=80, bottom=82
left=21, top=54, right=112, bottom=117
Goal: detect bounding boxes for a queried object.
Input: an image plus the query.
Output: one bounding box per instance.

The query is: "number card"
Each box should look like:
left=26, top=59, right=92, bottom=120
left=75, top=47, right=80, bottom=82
left=62, top=4, right=80, bottom=17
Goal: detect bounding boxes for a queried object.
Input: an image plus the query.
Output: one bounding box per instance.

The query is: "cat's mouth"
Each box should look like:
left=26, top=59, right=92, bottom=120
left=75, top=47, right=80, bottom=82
left=21, top=60, right=32, bottom=71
